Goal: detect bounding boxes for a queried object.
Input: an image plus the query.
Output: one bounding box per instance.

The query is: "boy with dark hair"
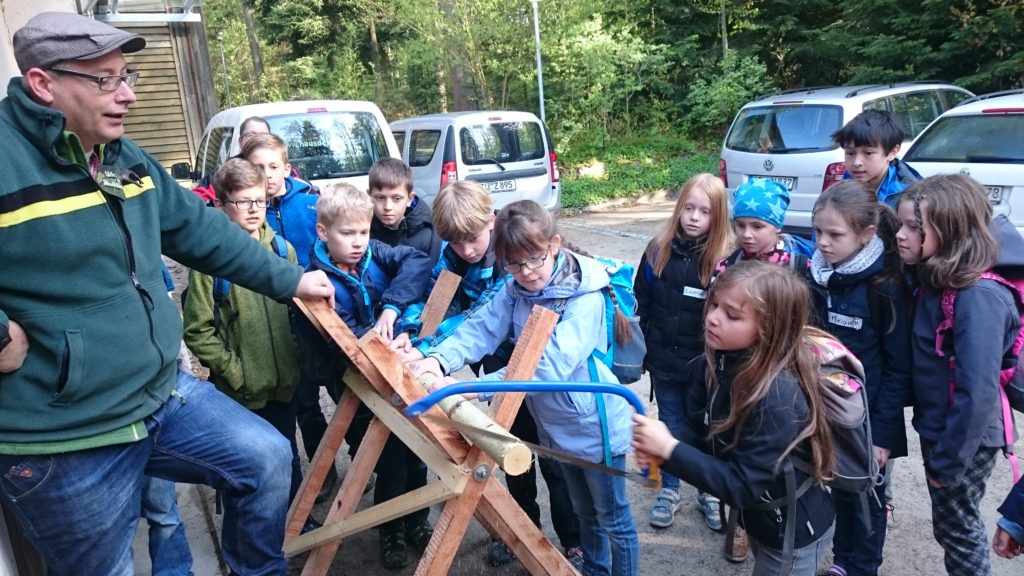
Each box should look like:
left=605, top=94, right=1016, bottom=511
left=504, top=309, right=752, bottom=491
left=831, top=110, right=922, bottom=208
left=183, top=158, right=305, bottom=509
left=294, top=183, right=433, bottom=569
left=369, top=157, right=441, bottom=262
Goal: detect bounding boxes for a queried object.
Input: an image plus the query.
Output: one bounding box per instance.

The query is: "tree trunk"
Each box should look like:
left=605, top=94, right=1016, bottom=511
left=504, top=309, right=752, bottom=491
left=720, top=0, right=728, bottom=61
left=368, top=18, right=383, bottom=103
left=242, top=5, right=264, bottom=92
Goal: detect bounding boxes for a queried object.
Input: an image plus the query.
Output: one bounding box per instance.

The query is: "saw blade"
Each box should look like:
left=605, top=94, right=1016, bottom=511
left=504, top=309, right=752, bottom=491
left=421, top=413, right=656, bottom=488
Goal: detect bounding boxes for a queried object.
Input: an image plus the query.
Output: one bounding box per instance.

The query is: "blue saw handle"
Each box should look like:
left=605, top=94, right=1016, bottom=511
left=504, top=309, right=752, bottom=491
left=404, top=380, right=646, bottom=417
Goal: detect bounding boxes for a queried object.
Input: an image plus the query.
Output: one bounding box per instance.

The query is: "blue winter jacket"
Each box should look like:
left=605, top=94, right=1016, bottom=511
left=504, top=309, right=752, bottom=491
left=808, top=250, right=912, bottom=457
left=911, top=215, right=1024, bottom=485
left=427, top=250, right=633, bottom=463
left=843, top=158, right=921, bottom=209
left=266, top=175, right=318, bottom=267
left=397, top=230, right=509, bottom=354
left=292, top=238, right=430, bottom=387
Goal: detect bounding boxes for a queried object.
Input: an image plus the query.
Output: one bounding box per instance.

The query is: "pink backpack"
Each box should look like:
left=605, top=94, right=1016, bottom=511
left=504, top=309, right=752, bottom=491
left=935, top=270, right=1024, bottom=482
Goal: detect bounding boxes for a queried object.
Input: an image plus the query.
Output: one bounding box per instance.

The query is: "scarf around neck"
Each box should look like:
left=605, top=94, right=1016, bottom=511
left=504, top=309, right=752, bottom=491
left=811, top=234, right=884, bottom=286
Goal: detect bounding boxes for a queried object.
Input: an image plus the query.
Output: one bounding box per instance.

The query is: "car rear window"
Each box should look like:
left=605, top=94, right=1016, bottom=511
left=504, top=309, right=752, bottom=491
left=904, top=114, right=1024, bottom=164
left=267, top=112, right=391, bottom=179
left=725, top=105, right=843, bottom=153
left=460, top=121, right=545, bottom=165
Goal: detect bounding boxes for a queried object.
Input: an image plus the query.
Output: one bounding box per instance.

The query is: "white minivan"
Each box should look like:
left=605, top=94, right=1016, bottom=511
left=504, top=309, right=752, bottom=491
left=389, top=111, right=561, bottom=213
left=719, top=82, right=973, bottom=233
left=173, top=100, right=400, bottom=192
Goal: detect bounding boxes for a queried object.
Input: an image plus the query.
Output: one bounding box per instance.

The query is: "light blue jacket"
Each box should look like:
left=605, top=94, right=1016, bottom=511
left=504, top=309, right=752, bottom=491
left=428, top=250, right=633, bottom=463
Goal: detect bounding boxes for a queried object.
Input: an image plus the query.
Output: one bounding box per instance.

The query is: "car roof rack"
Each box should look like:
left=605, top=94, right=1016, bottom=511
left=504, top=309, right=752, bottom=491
left=958, top=88, right=1024, bottom=106
left=755, top=85, right=837, bottom=100
left=845, top=80, right=951, bottom=98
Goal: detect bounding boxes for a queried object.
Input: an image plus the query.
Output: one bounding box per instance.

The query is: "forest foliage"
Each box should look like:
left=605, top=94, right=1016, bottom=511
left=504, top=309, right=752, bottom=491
left=203, top=0, right=1023, bottom=157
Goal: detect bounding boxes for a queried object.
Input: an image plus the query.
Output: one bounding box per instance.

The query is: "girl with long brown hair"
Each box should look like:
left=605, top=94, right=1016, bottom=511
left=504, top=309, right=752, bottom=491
left=896, top=174, right=1024, bottom=575
left=633, top=260, right=836, bottom=575
left=634, top=173, right=733, bottom=531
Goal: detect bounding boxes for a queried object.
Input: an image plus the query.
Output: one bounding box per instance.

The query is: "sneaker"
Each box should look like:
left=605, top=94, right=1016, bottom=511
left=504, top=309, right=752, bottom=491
left=564, top=546, right=584, bottom=571
left=723, top=525, right=749, bottom=563
left=316, top=467, right=340, bottom=504
left=648, top=488, right=681, bottom=528
left=380, top=528, right=409, bottom=569
left=697, top=492, right=723, bottom=532
left=487, top=537, right=515, bottom=567
left=406, top=520, right=433, bottom=553
left=823, top=565, right=848, bottom=576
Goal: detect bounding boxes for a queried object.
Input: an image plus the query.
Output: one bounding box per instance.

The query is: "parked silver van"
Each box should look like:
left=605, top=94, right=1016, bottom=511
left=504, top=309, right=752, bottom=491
left=389, top=111, right=561, bottom=213
left=173, top=100, right=400, bottom=192
left=719, top=82, right=973, bottom=232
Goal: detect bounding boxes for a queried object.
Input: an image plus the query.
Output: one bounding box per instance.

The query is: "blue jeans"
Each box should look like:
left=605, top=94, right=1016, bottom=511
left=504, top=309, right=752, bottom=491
left=0, top=370, right=291, bottom=576
left=651, top=373, right=688, bottom=493
left=751, top=521, right=835, bottom=576
left=141, top=476, right=194, bottom=576
left=830, top=471, right=890, bottom=576
left=560, top=455, right=638, bottom=576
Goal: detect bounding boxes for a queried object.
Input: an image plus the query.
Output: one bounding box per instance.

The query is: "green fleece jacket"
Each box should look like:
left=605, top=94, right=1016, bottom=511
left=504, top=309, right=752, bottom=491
left=183, top=225, right=300, bottom=409
left=0, top=79, right=303, bottom=449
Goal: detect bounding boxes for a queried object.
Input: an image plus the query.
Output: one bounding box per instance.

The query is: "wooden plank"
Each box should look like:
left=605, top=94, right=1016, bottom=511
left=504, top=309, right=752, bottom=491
left=418, top=269, right=462, bottom=338
left=284, top=389, right=362, bottom=540
left=477, top=481, right=575, bottom=575
left=286, top=479, right=463, bottom=556
left=301, top=416, right=390, bottom=575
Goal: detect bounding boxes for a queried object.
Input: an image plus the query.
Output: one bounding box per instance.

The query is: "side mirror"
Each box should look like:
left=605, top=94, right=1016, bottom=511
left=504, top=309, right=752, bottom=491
left=171, top=162, right=194, bottom=181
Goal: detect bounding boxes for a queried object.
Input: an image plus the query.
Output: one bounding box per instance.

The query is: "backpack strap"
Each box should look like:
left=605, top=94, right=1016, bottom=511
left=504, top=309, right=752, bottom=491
left=271, top=234, right=289, bottom=259
left=587, top=355, right=614, bottom=468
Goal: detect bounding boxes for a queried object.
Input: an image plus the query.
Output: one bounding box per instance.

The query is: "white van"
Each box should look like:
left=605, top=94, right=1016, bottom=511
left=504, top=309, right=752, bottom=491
left=719, top=82, right=973, bottom=233
left=173, top=100, right=400, bottom=192
left=389, top=111, right=561, bottom=213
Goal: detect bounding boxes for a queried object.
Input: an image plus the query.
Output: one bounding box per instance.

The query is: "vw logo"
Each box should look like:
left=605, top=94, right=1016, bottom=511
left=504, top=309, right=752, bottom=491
left=960, top=167, right=970, bottom=176
left=763, top=159, right=774, bottom=172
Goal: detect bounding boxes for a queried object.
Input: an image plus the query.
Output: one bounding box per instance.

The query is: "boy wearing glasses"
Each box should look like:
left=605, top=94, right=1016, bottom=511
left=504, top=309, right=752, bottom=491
left=182, top=158, right=305, bottom=508
left=292, top=182, right=433, bottom=569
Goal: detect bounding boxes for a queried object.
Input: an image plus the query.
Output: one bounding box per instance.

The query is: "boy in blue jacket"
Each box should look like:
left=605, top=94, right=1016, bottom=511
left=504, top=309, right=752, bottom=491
left=831, top=110, right=922, bottom=209
left=293, top=183, right=433, bottom=569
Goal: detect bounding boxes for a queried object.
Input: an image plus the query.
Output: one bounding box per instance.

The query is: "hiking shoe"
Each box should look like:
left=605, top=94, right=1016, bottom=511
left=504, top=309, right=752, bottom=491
left=406, top=520, right=434, bottom=553
left=301, top=517, right=322, bottom=534
left=697, top=492, right=723, bottom=532
left=565, top=546, right=584, bottom=571
left=723, top=525, right=749, bottom=563
left=649, top=488, right=681, bottom=528
left=380, top=528, right=409, bottom=569
left=487, top=537, right=515, bottom=567
left=315, top=467, right=340, bottom=504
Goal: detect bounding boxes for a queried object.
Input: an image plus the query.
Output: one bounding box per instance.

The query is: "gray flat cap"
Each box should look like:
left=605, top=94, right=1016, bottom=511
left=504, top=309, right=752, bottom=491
left=13, top=12, right=146, bottom=73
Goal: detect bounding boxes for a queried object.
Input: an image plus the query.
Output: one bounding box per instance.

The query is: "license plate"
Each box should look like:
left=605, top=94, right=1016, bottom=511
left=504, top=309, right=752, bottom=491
left=986, top=186, right=1003, bottom=204
left=754, top=175, right=795, bottom=191
left=482, top=179, right=516, bottom=193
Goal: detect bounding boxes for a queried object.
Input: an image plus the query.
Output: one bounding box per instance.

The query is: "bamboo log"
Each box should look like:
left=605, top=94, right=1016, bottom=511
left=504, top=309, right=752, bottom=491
left=418, top=373, right=532, bottom=476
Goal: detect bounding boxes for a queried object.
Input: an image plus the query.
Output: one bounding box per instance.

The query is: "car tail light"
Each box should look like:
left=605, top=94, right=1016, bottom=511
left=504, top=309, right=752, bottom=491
left=549, top=151, right=560, bottom=183
left=718, top=158, right=728, bottom=187
left=822, top=162, right=846, bottom=191
left=440, top=161, right=458, bottom=187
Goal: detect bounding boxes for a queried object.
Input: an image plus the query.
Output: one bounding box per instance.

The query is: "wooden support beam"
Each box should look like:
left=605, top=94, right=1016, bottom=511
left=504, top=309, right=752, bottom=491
left=477, top=479, right=576, bottom=575
left=285, top=478, right=465, bottom=556
left=417, top=269, right=462, bottom=338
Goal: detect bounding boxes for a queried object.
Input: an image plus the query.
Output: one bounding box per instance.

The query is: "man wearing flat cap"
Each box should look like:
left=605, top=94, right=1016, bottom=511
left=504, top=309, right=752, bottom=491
left=0, top=12, right=336, bottom=575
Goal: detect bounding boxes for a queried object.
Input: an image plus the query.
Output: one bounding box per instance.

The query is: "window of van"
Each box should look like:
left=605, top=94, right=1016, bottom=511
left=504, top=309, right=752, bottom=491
left=202, top=127, right=233, bottom=177
left=904, top=114, right=1024, bottom=163
left=724, top=105, right=843, bottom=153
left=410, top=130, right=441, bottom=167
left=460, top=121, right=545, bottom=164
left=392, top=131, right=406, bottom=156
left=267, top=112, right=390, bottom=179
